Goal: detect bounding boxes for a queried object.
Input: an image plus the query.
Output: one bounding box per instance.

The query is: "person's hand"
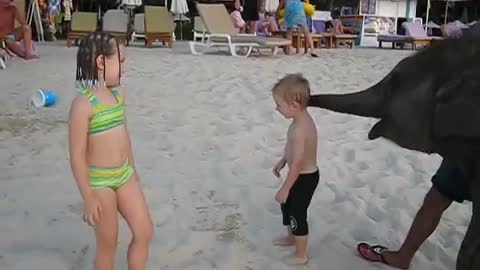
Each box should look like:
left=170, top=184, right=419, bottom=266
left=272, top=159, right=286, bottom=178
left=83, top=194, right=102, bottom=227
left=234, top=1, right=240, bottom=10
left=275, top=187, right=289, bottom=203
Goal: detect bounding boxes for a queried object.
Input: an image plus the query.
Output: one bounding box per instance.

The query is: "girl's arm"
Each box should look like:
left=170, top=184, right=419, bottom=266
left=68, top=97, right=93, bottom=200
left=121, top=90, right=139, bottom=177
left=126, top=124, right=137, bottom=175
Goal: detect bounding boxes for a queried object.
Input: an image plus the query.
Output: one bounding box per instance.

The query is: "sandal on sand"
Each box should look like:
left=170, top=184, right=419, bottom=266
left=357, top=242, right=391, bottom=265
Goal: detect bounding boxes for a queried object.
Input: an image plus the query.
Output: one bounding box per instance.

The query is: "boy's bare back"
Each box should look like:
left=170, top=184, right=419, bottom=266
left=285, top=111, right=317, bottom=173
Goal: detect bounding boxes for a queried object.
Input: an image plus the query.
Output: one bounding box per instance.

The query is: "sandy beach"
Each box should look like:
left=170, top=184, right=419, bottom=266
left=0, top=42, right=471, bottom=270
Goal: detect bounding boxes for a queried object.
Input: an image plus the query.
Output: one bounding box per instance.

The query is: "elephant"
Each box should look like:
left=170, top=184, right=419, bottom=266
left=307, top=29, right=480, bottom=270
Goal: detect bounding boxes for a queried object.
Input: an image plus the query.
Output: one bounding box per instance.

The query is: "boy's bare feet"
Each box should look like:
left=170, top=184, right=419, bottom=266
left=272, top=235, right=295, bottom=246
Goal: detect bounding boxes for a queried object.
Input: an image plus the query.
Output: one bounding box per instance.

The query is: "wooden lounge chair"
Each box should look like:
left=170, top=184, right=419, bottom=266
left=102, top=9, right=130, bottom=45
left=402, top=22, right=443, bottom=50
left=0, top=40, right=6, bottom=69
left=333, top=34, right=358, bottom=48
left=131, top=13, right=145, bottom=43
left=66, top=12, right=97, bottom=47
left=189, top=3, right=291, bottom=57
left=144, top=6, right=175, bottom=48
left=377, top=22, right=443, bottom=50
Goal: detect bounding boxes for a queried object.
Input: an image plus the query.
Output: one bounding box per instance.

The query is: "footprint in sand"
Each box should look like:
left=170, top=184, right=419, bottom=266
left=335, top=166, right=346, bottom=179
left=259, top=158, right=273, bottom=170
left=350, top=176, right=367, bottom=189
left=190, top=191, right=244, bottom=232
left=68, top=202, right=83, bottom=216
left=265, top=200, right=281, bottom=216
left=421, top=240, right=437, bottom=262
left=365, top=203, right=386, bottom=223
left=70, top=245, right=89, bottom=270
left=357, top=161, right=370, bottom=171
left=383, top=151, right=399, bottom=171
left=344, top=148, right=356, bottom=163
left=326, top=182, right=349, bottom=204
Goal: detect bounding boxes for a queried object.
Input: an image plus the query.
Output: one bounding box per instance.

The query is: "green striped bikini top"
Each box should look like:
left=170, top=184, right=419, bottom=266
left=79, top=87, right=126, bottom=135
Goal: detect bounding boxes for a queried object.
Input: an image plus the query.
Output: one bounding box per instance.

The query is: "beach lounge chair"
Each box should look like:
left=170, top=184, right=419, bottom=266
left=377, top=33, right=408, bottom=49
left=377, top=22, right=442, bottom=50
left=192, top=16, right=209, bottom=42
left=102, top=9, right=130, bottom=45
left=66, top=12, right=98, bottom=47
left=189, top=3, right=291, bottom=57
left=403, top=22, right=443, bottom=49
left=333, top=34, right=358, bottom=48
left=329, top=19, right=358, bottom=48
left=131, top=13, right=145, bottom=43
left=0, top=39, right=7, bottom=69
left=144, top=5, right=175, bottom=48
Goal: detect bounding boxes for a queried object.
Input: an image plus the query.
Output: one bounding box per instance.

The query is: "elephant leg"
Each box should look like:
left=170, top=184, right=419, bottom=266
left=456, top=162, right=480, bottom=270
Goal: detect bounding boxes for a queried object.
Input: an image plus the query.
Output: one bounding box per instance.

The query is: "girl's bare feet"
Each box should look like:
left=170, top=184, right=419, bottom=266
left=286, top=254, right=309, bottom=265
left=272, top=235, right=295, bottom=246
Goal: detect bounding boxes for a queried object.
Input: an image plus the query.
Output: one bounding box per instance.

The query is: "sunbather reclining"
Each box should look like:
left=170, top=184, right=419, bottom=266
left=0, top=0, right=37, bottom=60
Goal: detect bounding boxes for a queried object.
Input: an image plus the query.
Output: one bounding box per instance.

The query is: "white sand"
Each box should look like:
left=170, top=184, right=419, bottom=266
left=0, top=42, right=471, bottom=270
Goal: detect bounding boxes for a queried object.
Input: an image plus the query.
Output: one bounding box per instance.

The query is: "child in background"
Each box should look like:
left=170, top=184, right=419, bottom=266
left=256, top=12, right=279, bottom=36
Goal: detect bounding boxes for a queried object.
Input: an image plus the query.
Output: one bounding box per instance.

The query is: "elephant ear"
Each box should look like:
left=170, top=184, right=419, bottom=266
left=433, top=70, right=480, bottom=139
left=367, top=76, right=437, bottom=154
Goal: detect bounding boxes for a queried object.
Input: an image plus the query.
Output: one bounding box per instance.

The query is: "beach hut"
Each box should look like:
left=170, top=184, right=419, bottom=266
left=339, top=0, right=419, bottom=46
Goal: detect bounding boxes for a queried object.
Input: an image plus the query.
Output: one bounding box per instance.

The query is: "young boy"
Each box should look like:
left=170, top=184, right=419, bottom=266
left=271, top=74, right=319, bottom=265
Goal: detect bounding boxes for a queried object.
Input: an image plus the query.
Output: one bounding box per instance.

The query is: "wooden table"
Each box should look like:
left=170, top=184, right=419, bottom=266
left=297, top=33, right=334, bottom=53
left=271, top=30, right=333, bottom=54
left=271, top=30, right=302, bottom=53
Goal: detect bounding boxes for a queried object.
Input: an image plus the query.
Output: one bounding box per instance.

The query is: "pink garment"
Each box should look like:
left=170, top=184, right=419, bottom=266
left=230, top=10, right=246, bottom=29
left=255, top=15, right=278, bottom=36
left=20, top=39, right=38, bottom=57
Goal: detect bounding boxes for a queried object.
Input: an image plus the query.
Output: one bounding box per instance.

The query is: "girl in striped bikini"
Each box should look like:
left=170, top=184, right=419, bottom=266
left=68, top=31, right=153, bottom=270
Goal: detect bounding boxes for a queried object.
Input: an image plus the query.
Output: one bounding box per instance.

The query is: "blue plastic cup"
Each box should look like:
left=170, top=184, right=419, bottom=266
left=31, top=89, right=57, bottom=108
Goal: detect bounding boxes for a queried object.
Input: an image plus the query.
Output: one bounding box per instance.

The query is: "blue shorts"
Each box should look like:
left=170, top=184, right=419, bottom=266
left=4, top=34, right=15, bottom=40
left=284, top=0, right=307, bottom=29
left=431, top=159, right=472, bottom=203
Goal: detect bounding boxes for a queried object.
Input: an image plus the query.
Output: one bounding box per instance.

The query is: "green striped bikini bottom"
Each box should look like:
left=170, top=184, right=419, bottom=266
left=89, top=160, right=133, bottom=190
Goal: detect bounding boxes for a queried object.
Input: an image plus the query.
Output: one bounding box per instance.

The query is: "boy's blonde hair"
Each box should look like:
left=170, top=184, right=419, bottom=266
left=272, top=73, right=310, bottom=108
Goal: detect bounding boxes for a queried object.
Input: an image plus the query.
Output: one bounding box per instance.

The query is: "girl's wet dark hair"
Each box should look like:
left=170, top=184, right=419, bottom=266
left=75, top=31, right=121, bottom=89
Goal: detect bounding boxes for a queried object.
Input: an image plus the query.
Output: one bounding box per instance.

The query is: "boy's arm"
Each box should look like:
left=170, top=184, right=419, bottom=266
left=69, top=97, right=93, bottom=201
left=280, top=128, right=305, bottom=191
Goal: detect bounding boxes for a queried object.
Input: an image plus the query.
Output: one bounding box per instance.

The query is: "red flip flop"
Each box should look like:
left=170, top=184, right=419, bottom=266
left=357, top=242, right=391, bottom=265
